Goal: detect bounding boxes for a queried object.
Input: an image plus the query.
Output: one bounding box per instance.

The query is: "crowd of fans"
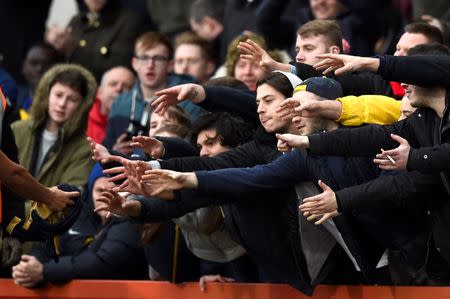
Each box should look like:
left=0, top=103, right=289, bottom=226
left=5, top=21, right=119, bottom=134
left=1, top=0, right=450, bottom=295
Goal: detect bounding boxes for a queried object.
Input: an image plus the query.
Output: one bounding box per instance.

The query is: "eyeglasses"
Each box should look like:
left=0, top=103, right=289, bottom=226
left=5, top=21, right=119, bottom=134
left=134, top=55, right=169, bottom=65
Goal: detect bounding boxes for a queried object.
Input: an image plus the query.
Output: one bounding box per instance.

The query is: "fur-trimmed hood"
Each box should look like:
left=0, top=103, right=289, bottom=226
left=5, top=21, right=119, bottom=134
left=29, top=64, right=97, bottom=140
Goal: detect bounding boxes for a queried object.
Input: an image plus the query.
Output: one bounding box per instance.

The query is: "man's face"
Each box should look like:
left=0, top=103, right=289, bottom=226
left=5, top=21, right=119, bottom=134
left=394, top=32, right=429, bottom=56
left=292, top=91, right=328, bottom=135
left=132, top=44, right=172, bottom=90
left=98, top=67, right=135, bottom=113
left=196, top=128, right=230, bottom=157
left=92, top=177, right=115, bottom=219
left=234, top=58, right=266, bottom=91
left=310, top=0, right=343, bottom=20
left=403, top=84, right=428, bottom=108
left=174, top=44, right=212, bottom=83
left=22, top=47, right=54, bottom=89
left=295, top=34, right=331, bottom=65
left=256, top=83, right=291, bottom=133
left=399, top=94, right=416, bottom=120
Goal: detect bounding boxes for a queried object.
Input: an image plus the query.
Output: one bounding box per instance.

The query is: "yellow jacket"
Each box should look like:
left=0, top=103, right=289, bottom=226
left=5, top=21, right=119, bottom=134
left=336, top=95, right=401, bottom=126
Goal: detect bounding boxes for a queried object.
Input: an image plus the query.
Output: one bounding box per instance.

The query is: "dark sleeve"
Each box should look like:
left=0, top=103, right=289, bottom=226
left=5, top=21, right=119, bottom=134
left=160, top=141, right=264, bottom=171
left=295, top=62, right=391, bottom=97
left=308, top=120, right=416, bottom=157
left=133, top=190, right=233, bottom=222
left=195, top=150, right=307, bottom=195
left=336, top=171, right=441, bottom=213
left=157, top=136, right=199, bottom=158
left=408, top=144, right=450, bottom=173
left=255, top=0, right=297, bottom=49
left=379, top=55, right=450, bottom=87
left=42, top=221, right=140, bottom=283
left=201, top=86, right=259, bottom=126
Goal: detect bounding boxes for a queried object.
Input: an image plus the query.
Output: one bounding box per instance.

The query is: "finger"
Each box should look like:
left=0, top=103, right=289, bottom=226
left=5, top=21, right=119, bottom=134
left=239, top=54, right=255, bottom=62
left=199, top=277, right=206, bottom=292
left=102, top=155, right=128, bottom=165
left=178, top=86, right=193, bottom=101
left=307, top=214, right=320, bottom=222
left=315, top=214, right=331, bottom=225
left=107, top=172, right=128, bottom=183
left=154, top=86, right=179, bottom=96
left=390, top=133, right=408, bottom=145
left=317, top=180, right=331, bottom=192
left=378, top=164, right=396, bottom=171
left=322, top=65, right=336, bottom=75
left=103, top=166, right=125, bottom=175
left=373, top=158, right=393, bottom=166
left=334, top=65, right=352, bottom=76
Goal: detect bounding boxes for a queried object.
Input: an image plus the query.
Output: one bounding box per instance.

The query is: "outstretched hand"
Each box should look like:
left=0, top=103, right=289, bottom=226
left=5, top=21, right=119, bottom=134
left=373, top=134, right=410, bottom=171
left=238, top=39, right=276, bottom=73
left=313, top=53, right=379, bottom=76
left=95, top=190, right=142, bottom=218
left=141, top=169, right=197, bottom=196
left=299, top=180, right=339, bottom=223
left=87, top=137, right=112, bottom=163
left=130, top=135, right=165, bottom=159
left=276, top=133, right=309, bottom=152
left=152, top=84, right=206, bottom=115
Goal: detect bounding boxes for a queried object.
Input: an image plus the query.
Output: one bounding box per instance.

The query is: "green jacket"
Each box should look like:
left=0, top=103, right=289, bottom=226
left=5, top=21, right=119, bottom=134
left=11, top=64, right=96, bottom=188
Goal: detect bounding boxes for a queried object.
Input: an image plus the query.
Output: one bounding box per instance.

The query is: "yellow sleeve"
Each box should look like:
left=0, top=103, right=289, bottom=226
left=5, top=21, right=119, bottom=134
left=336, top=95, right=401, bottom=126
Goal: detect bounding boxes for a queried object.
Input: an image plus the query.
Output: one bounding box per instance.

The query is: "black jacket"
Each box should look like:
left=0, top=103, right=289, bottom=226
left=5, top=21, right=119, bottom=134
left=307, top=54, right=450, bottom=264
left=160, top=127, right=312, bottom=294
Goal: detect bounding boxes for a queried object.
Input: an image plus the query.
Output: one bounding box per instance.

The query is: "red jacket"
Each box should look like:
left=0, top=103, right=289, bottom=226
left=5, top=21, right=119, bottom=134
left=86, top=97, right=108, bottom=144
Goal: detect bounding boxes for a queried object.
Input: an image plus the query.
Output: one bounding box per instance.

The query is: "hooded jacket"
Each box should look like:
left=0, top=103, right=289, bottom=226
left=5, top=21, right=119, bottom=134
left=11, top=64, right=96, bottom=188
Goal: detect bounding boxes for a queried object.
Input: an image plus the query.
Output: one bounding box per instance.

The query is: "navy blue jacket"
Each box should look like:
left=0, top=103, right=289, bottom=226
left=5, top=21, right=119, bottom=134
left=31, top=192, right=148, bottom=284
left=160, top=128, right=312, bottom=294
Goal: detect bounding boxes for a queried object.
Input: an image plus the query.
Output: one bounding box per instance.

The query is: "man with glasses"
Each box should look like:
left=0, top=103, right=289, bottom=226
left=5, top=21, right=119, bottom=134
left=103, top=32, right=204, bottom=154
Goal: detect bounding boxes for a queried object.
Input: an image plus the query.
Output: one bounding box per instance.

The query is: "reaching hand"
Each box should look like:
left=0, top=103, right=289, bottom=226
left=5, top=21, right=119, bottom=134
left=299, top=180, right=338, bottom=216
left=373, top=134, right=410, bottom=171
left=238, top=39, right=276, bottom=73
left=95, top=190, right=142, bottom=218
left=87, top=137, right=112, bottom=163
left=313, top=54, right=379, bottom=76
left=276, top=98, right=301, bottom=121
left=199, top=274, right=236, bottom=292
left=112, top=133, right=134, bottom=155
left=152, top=84, right=206, bottom=115
left=141, top=169, right=197, bottom=196
left=276, top=133, right=309, bottom=152
left=130, top=136, right=165, bottom=159
left=45, top=187, right=78, bottom=212
left=12, top=255, right=44, bottom=288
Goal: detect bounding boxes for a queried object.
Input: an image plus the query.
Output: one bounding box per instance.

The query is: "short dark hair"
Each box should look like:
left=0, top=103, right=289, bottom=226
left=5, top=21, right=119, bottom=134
left=408, top=43, right=450, bottom=56
left=404, top=22, right=444, bottom=44
left=27, top=41, right=63, bottom=63
left=256, top=72, right=293, bottom=99
left=203, top=76, right=249, bottom=91
left=297, top=20, right=343, bottom=52
left=190, top=0, right=226, bottom=24
left=50, top=69, right=88, bottom=98
left=190, top=112, right=254, bottom=148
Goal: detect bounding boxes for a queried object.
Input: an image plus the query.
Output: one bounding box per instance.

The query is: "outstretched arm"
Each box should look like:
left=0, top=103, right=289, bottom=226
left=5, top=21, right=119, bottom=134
left=0, top=150, right=77, bottom=211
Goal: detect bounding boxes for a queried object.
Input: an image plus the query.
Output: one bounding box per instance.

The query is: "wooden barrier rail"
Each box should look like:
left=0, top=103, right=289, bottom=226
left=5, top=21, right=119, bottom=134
left=1, top=279, right=450, bottom=299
